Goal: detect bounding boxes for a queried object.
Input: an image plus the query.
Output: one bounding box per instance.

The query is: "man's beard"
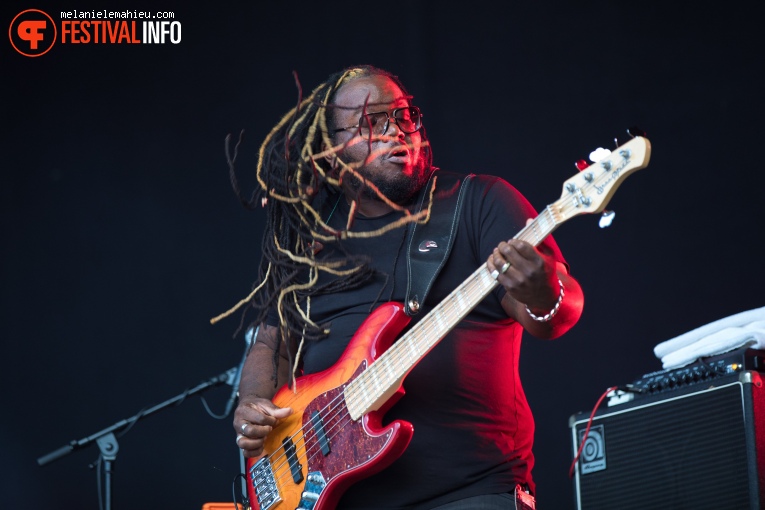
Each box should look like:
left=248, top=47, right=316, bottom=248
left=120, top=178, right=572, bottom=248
left=349, top=159, right=432, bottom=205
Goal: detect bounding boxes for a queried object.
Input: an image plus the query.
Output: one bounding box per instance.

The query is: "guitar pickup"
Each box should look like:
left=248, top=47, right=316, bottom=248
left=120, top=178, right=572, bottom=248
left=281, top=437, right=303, bottom=484
left=311, top=411, right=331, bottom=456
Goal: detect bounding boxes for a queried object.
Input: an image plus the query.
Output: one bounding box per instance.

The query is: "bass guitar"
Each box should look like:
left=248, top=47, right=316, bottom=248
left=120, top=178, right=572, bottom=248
left=245, top=134, right=652, bottom=510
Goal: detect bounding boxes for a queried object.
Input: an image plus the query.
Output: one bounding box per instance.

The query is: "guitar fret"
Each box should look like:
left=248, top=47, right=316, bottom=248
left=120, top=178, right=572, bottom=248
left=359, top=376, right=372, bottom=407
left=371, top=370, right=382, bottom=394
left=478, top=267, right=494, bottom=289
left=455, top=289, right=467, bottom=311
left=383, top=357, right=396, bottom=386
left=434, top=308, right=446, bottom=335
left=407, top=337, right=420, bottom=359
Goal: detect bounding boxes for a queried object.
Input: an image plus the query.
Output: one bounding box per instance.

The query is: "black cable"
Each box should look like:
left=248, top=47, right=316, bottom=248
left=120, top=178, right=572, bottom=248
left=232, top=472, right=249, bottom=510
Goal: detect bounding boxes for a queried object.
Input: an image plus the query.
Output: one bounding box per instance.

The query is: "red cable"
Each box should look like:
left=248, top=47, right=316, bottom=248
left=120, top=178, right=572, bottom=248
left=568, top=386, right=618, bottom=479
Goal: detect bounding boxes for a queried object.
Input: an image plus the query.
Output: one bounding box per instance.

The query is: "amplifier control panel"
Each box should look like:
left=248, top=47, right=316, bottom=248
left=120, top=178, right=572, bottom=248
left=607, top=347, right=765, bottom=406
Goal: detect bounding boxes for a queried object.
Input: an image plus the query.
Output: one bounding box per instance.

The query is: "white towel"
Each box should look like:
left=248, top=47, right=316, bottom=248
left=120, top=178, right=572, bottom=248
left=653, top=306, right=765, bottom=370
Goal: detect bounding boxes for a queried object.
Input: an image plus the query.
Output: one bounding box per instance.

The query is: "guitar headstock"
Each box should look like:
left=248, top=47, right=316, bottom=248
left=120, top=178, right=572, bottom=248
left=557, top=135, right=651, bottom=221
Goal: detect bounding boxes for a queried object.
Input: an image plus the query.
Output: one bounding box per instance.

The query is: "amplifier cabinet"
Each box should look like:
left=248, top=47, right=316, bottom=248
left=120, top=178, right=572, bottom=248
left=569, top=370, right=765, bottom=510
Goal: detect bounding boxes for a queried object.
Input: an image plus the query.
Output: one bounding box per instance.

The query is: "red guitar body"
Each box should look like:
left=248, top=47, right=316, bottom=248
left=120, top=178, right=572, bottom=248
left=245, top=302, right=414, bottom=510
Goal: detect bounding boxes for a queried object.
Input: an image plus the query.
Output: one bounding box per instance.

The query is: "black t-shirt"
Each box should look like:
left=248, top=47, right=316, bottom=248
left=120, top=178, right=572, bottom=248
left=269, top=172, right=566, bottom=509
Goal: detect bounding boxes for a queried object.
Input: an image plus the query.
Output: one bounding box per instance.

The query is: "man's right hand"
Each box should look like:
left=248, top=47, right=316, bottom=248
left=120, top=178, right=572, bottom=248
left=234, top=397, right=293, bottom=458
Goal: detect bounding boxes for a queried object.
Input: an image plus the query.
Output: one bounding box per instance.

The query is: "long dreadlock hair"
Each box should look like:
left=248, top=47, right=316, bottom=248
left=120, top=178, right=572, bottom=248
left=212, top=65, right=435, bottom=384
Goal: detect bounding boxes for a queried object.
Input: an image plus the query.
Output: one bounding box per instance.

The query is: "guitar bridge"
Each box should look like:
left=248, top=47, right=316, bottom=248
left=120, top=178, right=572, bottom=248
left=249, top=457, right=281, bottom=510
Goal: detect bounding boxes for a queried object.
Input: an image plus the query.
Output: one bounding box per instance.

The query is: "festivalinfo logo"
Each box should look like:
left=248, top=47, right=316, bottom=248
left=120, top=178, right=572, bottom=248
left=9, top=8, right=181, bottom=57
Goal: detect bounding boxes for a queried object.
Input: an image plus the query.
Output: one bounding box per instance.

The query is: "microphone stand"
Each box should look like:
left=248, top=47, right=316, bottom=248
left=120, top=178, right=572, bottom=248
left=37, top=368, right=238, bottom=510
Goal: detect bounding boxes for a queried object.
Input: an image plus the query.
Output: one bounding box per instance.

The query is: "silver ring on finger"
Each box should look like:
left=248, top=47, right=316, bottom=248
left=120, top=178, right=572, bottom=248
left=241, top=422, right=248, bottom=433
left=500, top=261, right=511, bottom=274
left=236, top=434, right=244, bottom=447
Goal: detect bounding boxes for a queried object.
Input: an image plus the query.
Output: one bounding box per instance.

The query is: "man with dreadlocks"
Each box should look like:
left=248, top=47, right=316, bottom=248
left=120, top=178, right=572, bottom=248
left=227, top=65, right=583, bottom=509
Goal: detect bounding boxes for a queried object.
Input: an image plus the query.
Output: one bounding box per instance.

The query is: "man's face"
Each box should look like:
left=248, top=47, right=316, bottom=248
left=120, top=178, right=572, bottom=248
left=331, top=75, right=429, bottom=205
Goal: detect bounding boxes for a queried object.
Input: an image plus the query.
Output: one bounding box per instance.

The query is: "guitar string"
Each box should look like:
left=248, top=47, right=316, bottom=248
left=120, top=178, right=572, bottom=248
left=247, top=387, right=340, bottom=497
left=249, top=152, right=640, bottom=500
left=250, top=209, right=555, bottom=500
left=252, top=200, right=571, bottom=499
left=254, top=213, right=563, bottom=502
left=252, top=261, right=502, bottom=500
left=249, top=262, right=491, bottom=497
left=252, top=391, right=351, bottom=501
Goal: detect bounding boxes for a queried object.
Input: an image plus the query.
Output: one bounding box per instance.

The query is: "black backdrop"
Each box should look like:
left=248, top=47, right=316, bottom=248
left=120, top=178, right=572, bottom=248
left=3, top=1, right=764, bottom=509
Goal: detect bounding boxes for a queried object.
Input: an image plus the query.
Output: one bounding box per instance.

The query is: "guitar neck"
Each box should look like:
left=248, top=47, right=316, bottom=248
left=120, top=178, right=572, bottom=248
left=344, top=135, right=653, bottom=418
left=344, top=205, right=562, bottom=419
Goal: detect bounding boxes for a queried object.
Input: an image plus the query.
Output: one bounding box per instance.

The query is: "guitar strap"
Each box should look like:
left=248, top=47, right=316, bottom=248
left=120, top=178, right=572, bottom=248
left=404, top=170, right=474, bottom=316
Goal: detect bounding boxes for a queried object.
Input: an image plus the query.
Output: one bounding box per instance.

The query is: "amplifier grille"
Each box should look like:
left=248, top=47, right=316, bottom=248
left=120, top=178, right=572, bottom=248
left=573, top=382, right=752, bottom=510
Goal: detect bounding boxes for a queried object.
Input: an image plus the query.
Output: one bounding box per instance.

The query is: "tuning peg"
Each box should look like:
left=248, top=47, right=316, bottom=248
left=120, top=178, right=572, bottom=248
left=575, top=159, right=589, bottom=171
left=627, top=126, right=647, bottom=138
left=599, top=210, right=616, bottom=228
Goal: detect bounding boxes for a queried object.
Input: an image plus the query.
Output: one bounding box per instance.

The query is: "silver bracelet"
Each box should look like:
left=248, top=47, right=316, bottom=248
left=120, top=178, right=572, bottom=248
left=525, top=279, right=565, bottom=322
